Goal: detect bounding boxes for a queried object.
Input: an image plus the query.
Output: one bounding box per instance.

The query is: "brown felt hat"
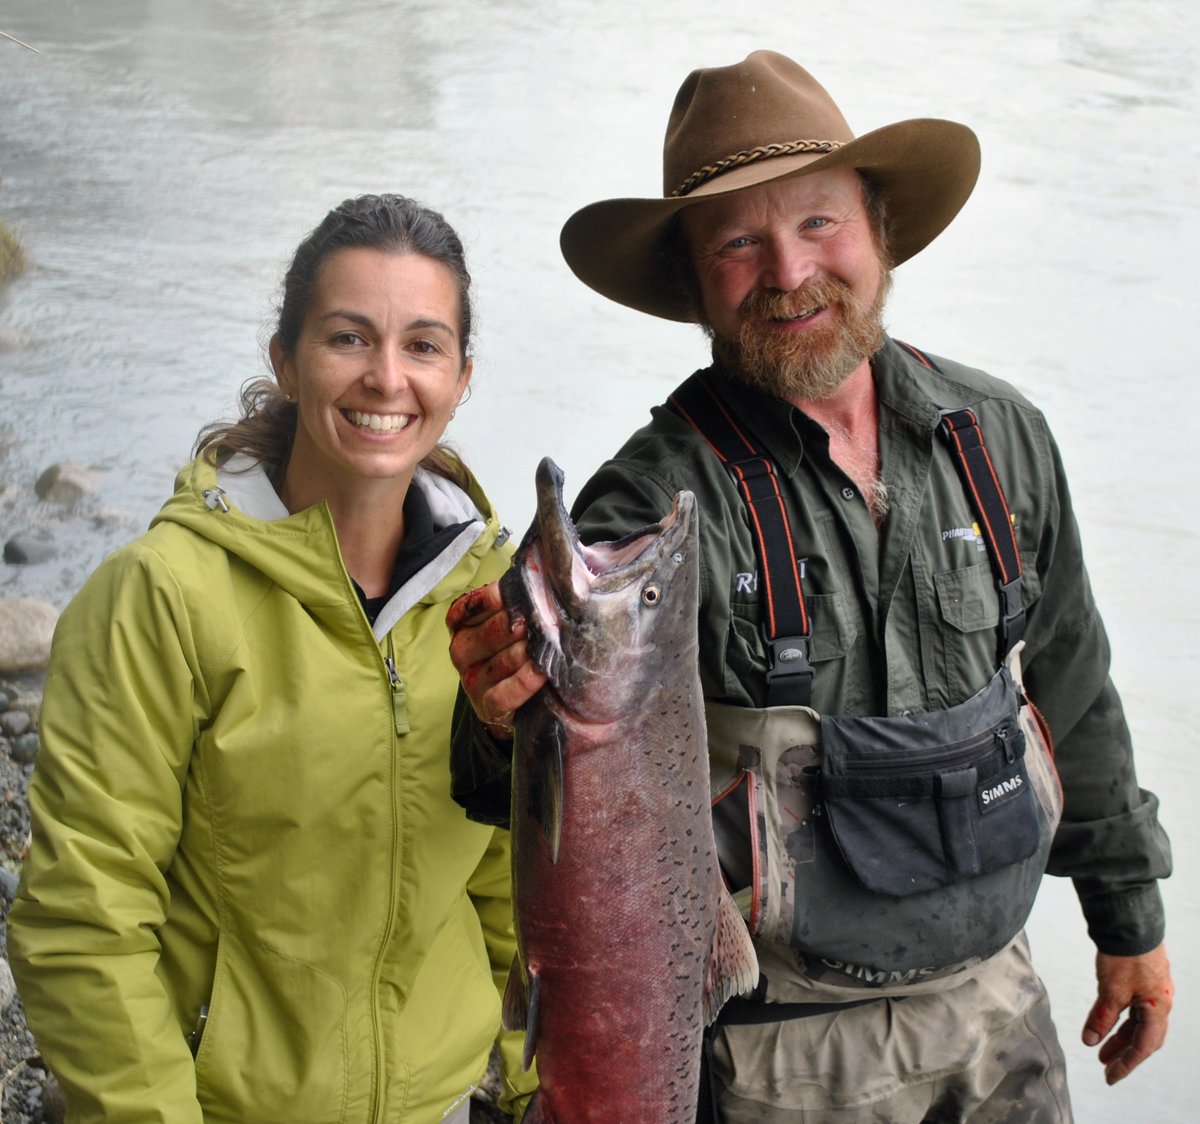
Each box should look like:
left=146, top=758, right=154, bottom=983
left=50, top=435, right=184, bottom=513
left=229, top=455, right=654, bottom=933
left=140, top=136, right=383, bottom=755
left=559, top=50, right=981, bottom=323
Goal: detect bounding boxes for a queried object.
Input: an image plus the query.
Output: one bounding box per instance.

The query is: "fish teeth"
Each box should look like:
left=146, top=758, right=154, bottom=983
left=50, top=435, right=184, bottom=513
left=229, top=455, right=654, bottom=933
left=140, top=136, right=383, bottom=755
left=345, top=410, right=411, bottom=432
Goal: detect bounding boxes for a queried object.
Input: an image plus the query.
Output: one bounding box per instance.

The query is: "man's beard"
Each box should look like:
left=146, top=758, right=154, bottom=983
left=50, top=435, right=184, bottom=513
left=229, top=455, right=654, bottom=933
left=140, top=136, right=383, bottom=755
left=710, top=272, right=892, bottom=401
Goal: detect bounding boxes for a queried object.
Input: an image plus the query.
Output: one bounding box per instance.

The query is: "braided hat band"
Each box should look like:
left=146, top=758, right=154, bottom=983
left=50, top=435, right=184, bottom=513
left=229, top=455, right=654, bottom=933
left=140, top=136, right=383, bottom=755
left=671, top=139, right=843, bottom=198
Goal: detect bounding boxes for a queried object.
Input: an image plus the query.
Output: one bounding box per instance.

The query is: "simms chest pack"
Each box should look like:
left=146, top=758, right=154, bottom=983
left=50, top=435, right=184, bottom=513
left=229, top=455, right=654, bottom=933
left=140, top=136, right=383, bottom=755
left=667, top=356, right=1063, bottom=988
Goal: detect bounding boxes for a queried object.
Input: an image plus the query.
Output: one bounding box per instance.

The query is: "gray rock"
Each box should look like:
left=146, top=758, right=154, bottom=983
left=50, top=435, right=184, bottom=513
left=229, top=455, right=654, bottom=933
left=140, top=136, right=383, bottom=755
left=35, top=460, right=104, bottom=505
left=0, top=598, right=59, bottom=673
left=4, top=532, right=58, bottom=565
left=11, top=732, right=39, bottom=764
left=0, top=957, right=15, bottom=1014
left=0, top=866, right=19, bottom=903
left=1, top=709, right=31, bottom=737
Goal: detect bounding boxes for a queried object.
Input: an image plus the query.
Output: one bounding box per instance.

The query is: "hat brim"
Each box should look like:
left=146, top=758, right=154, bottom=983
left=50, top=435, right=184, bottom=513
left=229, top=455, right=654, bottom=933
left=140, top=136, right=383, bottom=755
left=560, top=118, right=980, bottom=323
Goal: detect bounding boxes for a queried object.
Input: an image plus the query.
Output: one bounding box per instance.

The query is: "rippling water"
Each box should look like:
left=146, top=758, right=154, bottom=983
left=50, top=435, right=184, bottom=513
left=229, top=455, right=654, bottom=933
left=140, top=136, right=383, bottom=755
left=1, top=1, right=1196, bottom=1117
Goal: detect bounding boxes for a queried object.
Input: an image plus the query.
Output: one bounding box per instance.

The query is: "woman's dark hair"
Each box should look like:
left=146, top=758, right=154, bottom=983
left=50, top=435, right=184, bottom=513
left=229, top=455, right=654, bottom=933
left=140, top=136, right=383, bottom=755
left=195, top=194, right=473, bottom=488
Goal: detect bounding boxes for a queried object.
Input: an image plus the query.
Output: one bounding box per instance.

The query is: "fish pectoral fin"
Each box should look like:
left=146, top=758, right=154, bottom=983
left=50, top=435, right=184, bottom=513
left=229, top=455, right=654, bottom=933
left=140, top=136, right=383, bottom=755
left=532, top=722, right=564, bottom=863
left=702, top=884, right=761, bottom=1026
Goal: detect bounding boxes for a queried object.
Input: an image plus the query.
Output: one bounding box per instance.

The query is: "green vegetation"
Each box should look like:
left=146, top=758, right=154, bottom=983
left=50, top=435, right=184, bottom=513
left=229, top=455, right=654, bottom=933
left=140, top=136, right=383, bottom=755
left=0, top=217, right=26, bottom=284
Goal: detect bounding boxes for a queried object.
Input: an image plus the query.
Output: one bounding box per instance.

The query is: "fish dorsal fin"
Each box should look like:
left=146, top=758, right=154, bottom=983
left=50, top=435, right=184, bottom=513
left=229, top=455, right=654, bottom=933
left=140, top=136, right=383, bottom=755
left=702, top=885, right=760, bottom=1026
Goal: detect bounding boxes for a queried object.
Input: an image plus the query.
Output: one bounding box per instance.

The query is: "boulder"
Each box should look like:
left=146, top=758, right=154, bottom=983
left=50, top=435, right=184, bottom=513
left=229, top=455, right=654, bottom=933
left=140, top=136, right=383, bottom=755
left=11, top=732, right=39, bottom=764
left=0, top=598, right=59, bottom=673
left=0, top=708, right=31, bottom=737
left=35, top=460, right=104, bottom=505
left=4, top=531, right=58, bottom=565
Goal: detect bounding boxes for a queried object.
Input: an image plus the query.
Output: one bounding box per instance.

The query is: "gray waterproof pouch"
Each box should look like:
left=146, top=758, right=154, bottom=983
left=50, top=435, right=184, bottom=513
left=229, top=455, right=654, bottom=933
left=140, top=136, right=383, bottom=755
left=709, top=646, right=1062, bottom=980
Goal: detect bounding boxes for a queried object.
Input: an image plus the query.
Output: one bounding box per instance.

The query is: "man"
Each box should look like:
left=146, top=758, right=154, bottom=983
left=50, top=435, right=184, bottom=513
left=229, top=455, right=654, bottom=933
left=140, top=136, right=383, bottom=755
left=447, top=51, right=1172, bottom=1121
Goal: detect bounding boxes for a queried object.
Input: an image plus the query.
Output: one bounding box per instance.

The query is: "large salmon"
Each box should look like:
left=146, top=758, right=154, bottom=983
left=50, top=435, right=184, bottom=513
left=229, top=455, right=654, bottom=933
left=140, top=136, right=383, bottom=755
left=500, top=458, right=758, bottom=1124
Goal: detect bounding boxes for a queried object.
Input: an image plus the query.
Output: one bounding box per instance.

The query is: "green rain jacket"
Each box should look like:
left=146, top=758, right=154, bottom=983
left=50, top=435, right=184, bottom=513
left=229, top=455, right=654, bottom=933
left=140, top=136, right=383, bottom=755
left=10, top=454, right=536, bottom=1123
left=454, top=338, right=1171, bottom=961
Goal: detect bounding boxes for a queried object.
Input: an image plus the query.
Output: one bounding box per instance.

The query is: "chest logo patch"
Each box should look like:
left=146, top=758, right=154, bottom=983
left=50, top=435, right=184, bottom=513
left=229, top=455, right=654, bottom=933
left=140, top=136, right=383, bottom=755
left=941, top=514, right=1018, bottom=553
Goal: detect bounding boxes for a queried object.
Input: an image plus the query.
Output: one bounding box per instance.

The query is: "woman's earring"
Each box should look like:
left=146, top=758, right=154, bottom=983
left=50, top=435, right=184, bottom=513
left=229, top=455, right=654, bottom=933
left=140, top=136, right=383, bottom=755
left=450, top=384, right=471, bottom=420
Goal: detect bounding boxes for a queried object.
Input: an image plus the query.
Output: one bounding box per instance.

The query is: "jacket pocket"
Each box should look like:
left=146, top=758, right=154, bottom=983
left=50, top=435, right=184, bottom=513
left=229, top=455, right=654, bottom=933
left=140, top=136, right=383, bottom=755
left=195, top=933, right=349, bottom=1123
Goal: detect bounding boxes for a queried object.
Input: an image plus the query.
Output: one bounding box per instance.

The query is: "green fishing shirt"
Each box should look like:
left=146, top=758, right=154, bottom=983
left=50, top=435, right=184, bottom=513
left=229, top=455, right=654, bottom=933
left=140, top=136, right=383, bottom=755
left=453, top=336, right=1170, bottom=958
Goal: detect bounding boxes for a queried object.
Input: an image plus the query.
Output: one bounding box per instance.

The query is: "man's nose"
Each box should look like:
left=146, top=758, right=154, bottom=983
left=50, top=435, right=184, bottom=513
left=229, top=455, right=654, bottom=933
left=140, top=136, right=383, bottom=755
left=759, top=236, right=817, bottom=292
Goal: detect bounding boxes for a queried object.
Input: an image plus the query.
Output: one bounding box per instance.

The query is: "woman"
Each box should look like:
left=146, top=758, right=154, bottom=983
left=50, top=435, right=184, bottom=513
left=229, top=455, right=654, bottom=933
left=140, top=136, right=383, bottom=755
left=9, top=195, right=535, bottom=1123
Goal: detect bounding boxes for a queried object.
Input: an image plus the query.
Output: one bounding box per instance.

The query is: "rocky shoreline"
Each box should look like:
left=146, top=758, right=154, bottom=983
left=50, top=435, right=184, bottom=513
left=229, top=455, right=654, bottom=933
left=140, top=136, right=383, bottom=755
left=0, top=675, right=60, bottom=1123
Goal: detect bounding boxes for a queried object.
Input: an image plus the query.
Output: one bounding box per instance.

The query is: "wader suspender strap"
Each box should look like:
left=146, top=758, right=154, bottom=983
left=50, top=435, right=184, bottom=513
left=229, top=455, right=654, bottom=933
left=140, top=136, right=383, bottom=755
left=667, top=371, right=815, bottom=706
left=897, top=342, right=1026, bottom=658
left=667, top=355, right=1026, bottom=697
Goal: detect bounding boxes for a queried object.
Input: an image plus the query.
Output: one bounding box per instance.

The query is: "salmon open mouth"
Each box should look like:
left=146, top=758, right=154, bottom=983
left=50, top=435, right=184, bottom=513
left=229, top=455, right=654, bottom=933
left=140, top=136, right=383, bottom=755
left=500, top=457, right=695, bottom=700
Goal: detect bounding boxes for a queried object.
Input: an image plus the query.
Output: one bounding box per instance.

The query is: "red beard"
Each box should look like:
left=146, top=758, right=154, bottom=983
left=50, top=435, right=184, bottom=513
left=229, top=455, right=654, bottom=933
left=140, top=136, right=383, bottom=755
left=714, top=273, right=891, bottom=400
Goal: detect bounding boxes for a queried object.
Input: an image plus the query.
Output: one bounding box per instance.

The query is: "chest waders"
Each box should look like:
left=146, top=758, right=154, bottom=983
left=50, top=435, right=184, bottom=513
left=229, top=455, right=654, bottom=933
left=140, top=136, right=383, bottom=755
left=669, top=351, right=1063, bottom=1123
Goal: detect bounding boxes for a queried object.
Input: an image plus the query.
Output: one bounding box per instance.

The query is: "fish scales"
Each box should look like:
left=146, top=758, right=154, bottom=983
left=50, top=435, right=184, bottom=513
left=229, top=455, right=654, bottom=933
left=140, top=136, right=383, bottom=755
left=500, top=458, right=758, bottom=1124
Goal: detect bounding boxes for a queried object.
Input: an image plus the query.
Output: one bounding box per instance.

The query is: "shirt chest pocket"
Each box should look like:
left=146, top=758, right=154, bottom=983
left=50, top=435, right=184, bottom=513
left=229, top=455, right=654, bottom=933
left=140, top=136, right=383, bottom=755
left=933, top=554, right=1041, bottom=699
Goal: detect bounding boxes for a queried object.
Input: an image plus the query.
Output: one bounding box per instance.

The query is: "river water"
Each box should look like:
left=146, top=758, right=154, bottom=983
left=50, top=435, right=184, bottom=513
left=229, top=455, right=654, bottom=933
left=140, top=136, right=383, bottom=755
left=1, top=0, right=1196, bottom=1117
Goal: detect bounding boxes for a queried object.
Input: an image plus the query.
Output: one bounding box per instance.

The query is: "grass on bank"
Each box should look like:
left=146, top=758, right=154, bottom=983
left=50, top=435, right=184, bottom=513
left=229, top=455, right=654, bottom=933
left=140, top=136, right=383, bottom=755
left=0, top=217, right=26, bottom=284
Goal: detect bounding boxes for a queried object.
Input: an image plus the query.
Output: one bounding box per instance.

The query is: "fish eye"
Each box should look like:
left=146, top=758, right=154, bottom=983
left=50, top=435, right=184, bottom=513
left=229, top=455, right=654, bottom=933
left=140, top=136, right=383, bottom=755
left=642, top=583, right=662, bottom=606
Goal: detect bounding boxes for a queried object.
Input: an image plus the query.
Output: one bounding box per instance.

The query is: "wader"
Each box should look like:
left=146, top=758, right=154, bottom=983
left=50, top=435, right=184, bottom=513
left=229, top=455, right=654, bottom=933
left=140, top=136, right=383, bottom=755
left=669, top=354, right=1072, bottom=1122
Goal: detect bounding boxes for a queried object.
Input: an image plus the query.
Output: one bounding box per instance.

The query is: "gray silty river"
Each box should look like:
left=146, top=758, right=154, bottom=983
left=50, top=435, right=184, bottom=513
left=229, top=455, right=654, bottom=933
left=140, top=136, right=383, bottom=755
left=1, top=1, right=1196, bottom=1119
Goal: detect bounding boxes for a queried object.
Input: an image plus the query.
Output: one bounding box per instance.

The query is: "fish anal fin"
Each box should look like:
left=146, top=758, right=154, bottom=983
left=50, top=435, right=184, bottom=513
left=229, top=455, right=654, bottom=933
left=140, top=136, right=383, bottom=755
left=702, top=885, right=761, bottom=1026
left=502, top=956, right=527, bottom=1035
left=502, top=958, right=543, bottom=1072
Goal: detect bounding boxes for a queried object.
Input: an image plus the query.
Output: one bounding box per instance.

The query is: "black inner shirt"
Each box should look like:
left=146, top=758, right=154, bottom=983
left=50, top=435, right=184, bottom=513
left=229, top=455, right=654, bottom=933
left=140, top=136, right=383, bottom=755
left=352, top=484, right=471, bottom=624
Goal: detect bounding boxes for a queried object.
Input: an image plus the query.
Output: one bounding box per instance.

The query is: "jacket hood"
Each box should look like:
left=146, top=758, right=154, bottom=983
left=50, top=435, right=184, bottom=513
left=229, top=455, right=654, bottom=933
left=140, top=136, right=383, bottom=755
left=152, top=455, right=506, bottom=639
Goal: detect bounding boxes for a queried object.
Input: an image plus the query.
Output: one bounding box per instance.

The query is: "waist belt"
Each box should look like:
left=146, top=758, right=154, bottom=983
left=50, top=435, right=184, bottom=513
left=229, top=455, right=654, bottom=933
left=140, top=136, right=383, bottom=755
left=666, top=344, right=1026, bottom=704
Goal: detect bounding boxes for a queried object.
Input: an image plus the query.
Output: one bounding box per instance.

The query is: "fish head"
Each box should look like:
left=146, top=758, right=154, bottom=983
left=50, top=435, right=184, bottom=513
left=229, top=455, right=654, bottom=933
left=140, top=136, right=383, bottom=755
left=504, top=457, right=699, bottom=724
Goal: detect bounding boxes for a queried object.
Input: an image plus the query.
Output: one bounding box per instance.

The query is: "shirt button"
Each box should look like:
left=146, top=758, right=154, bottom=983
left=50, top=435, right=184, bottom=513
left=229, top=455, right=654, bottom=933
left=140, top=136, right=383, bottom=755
left=841, top=487, right=856, bottom=500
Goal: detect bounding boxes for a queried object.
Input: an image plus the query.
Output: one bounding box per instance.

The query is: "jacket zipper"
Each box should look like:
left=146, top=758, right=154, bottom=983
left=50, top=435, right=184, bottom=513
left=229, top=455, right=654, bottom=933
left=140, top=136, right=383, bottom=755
left=370, top=631, right=406, bottom=1122
left=186, top=1003, right=209, bottom=1057
left=384, top=634, right=410, bottom=736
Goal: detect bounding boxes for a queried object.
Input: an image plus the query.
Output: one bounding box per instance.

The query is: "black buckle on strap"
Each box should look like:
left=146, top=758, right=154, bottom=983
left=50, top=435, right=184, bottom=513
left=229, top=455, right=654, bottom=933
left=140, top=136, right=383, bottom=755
left=765, top=635, right=814, bottom=707
left=998, top=576, right=1026, bottom=656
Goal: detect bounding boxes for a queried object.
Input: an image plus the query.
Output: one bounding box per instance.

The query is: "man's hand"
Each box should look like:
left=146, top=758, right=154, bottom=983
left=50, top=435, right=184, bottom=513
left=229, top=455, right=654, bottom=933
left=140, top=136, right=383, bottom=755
left=1082, top=942, right=1173, bottom=1084
left=446, top=581, right=546, bottom=736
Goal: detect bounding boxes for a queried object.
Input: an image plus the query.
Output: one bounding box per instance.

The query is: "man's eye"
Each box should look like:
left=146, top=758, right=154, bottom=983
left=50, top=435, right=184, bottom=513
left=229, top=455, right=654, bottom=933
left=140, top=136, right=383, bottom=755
left=726, top=236, right=754, bottom=250
left=805, top=217, right=830, bottom=230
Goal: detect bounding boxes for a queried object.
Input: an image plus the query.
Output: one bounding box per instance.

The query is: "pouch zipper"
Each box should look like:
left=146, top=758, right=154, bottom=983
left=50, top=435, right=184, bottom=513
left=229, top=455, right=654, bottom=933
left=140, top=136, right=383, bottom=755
left=836, top=720, right=1016, bottom=776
